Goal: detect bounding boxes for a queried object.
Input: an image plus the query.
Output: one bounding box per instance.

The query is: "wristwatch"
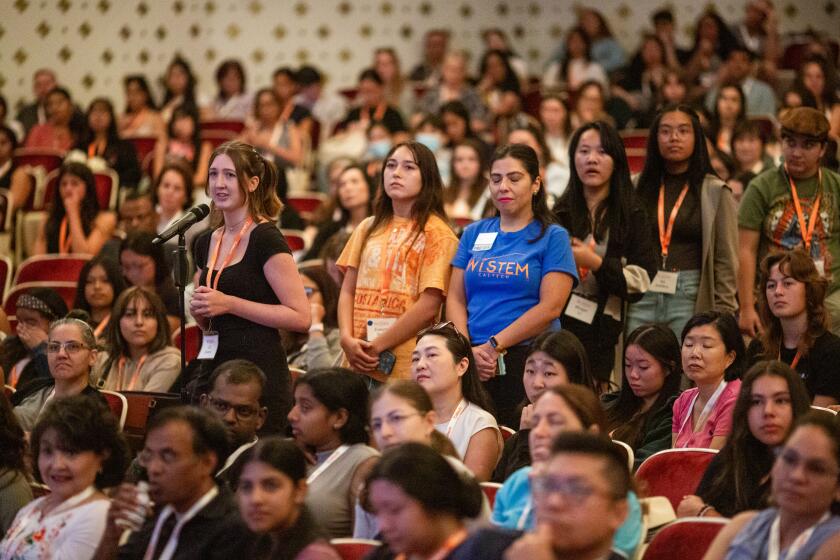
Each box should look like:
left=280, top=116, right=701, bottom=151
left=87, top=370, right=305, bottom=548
left=489, top=336, right=507, bottom=355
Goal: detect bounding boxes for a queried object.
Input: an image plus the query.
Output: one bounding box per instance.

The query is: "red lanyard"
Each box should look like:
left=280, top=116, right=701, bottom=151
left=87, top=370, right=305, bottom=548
left=94, top=314, right=111, bottom=338
left=117, top=354, right=147, bottom=391
left=395, top=528, right=467, bottom=560
left=87, top=141, right=105, bottom=158
left=786, top=165, right=823, bottom=252
left=205, top=218, right=253, bottom=290
left=657, top=183, right=689, bottom=269
left=59, top=217, right=72, bottom=254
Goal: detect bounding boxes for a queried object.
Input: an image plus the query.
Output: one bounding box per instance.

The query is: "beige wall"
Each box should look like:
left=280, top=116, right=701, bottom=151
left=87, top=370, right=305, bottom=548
left=2, top=0, right=838, bottom=110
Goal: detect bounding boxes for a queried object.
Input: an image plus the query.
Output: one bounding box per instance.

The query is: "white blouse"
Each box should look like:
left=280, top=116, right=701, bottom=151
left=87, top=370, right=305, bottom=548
left=0, top=487, right=109, bottom=560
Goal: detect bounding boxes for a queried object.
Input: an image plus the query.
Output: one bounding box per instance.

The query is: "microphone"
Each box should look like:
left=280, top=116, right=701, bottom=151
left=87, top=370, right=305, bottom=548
left=153, top=204, right=210, bottom=245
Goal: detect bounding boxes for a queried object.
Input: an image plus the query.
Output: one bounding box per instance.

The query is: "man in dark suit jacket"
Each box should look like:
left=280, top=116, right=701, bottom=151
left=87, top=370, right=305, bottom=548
left=94, top=406, right=251, bottom=560
left=15, top=69, right=57, bottom=136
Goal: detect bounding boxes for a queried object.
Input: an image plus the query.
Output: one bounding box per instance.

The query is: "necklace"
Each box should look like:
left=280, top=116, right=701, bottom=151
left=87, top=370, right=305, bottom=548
left=224, top=216, right=249, bottom=233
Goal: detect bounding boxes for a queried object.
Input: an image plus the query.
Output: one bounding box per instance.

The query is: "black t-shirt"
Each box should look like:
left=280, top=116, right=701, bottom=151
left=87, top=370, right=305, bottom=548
left=746, top=331, right=840, bottom=401
left=289, top=104, right=312, bottom=125
left=650, top=172, right=702, bottom=271
left=341, top=105, right=407, bottom=134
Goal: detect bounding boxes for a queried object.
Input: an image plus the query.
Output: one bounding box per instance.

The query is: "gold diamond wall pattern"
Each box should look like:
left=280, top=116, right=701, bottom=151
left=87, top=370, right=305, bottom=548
left=1, top=0, right=838, bottom=109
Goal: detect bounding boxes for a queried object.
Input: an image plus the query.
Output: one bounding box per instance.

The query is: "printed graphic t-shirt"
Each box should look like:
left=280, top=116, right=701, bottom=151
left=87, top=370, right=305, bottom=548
left=739, top=165, right=840, bottom=292
left=452, top=218, right=578, bottom=345
left=337, top=214, right=459, bottom=381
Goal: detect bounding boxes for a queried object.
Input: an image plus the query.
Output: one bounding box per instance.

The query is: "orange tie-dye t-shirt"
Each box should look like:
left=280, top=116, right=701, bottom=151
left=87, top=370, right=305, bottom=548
left=337, top=214, right=459, bottom=381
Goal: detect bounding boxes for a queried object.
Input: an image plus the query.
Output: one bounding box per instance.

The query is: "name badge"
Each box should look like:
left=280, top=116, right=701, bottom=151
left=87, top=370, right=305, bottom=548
left=197, top=331, right=219, bottom=360
left=564, top=293, right=598, bottom=324
left=366, top=318, right=397, bottom=341
left=815, top=258, right=826, bottom=277
left=472, top=232, right=497, bottom=252
left=649, top=271, right=679, bottom=294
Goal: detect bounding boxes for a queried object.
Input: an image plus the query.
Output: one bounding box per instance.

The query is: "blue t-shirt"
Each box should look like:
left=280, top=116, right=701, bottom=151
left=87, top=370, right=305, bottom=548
left=491, top=466, right=643, bottom=558
left=452, top=218, right=578, bottom=345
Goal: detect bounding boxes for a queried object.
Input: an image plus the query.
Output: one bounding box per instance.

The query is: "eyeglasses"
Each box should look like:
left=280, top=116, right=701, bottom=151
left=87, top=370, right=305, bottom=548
left=531, top=475, right=618, bottom=505
left=46, top=341, right=89, bottom=354
left=205, top=395, right=260, bottom=420
left=775, top=448, right=840, bottom=479
left=416, top=321, right=458, bottom=339
left=371, top=411, right=422, bottom=433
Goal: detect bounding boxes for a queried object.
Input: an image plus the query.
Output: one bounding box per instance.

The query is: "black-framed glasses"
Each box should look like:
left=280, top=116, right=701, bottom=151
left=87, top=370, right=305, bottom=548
left=46, top=341, right=90, bottom=354
left=205, top=395, right=261, bottom=420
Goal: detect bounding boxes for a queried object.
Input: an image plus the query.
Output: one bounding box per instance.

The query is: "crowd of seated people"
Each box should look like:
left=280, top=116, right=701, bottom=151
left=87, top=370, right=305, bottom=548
left=1, top=3, right=840, bottom=559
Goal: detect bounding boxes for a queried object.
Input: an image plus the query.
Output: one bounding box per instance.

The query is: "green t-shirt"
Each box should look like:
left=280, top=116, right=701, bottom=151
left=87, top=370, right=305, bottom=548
left=739, top=164, right=840, bottom=292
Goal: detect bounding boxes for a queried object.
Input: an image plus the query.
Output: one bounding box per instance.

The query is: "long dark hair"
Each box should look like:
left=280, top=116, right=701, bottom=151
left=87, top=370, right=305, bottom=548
left=708, top=84, right=747, bottom=144
left=294, top=368, right=370, bottom=445
left=0, top=391, right=27, bottom=475
left=526, top=330, right=597, bottom=394
left=215, top=59, right=246, bottom=100
left=367, top=442, right=482, bottom=519
left=796, top=55, right=840, bottom=111
left=45, top=162, right=101, bottom=253
left=562, top=27, right=592, bottom=83
left=606, top=324, right=682, bottom=449
left=167, top=104, right=203, bottom=168
left=557, top=121, right=635, bottom=243
left=123, top=74, right=158, bottom=112
left=335, top=164, right=376, bottom=224
left=361, top=141, right=449, bottom=250
left=478, top=49, right=521, bottom=95
left=73, top=254, right=127, bottom=314
left=758, top=250, right=829, bottom=358
left=636, top=104, right=713, bottom=206
left=101, top=287, right=172, bottom=379
left=415, top=324, right=495, bottom=414
left=689, top=11, right=739, bottom=61
left=704, top=361, right=811, bottom=514
left=162, top=55, right=198, bottom=111
left=120, top=231, right=171, bottom=287
left=300, top=266, right=339, bottom=330
left=445, top=138, right=489, bottom=209
left=79, top=97, right=120, bottom=147
left=490, top=143, right=556, bottom=242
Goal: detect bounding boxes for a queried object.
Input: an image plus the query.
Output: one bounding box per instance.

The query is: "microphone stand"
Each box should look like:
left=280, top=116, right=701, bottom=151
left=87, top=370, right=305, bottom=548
left=173, top=232, right=189, bottom=382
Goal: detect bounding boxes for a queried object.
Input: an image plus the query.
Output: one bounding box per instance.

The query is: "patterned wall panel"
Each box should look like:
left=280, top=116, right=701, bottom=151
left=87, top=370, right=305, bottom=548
left=1, top=0, right=838, bottom=110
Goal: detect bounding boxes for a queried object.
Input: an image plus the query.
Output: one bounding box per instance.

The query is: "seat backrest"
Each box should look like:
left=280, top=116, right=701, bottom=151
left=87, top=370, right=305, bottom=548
left=3, top=281, right=78, bottom=317
left=480, top=482, right=502, bottom=508
left=612, top=439, right=635, bottom=472
left=280, top=229, right=307, bottom=252
left=200, top=120, right=246, bottom=135
left=100, top=390, right=128, bottom=430
left=126, top=137, right=158, bottom=166
left=200, top=130, right=237, bottom=149
left=642, top=518, right=728, bottom=560
left=499, top=425, right=516, bottom=441
left=172, top=323, right=201, bottom=364
left=13, top=148, right=65, bottom=175
left=93, top=169, right=119, bottom=210
left=3, top=385, right=15, bottom=400
left=120, top=391, right=183, bottom=436
left=635, top=449, right=718, bottom=511
left=330, top=539, right=381, bottom=560
left=14, top=254, right=91, bottom=285
left=14, top=210, right=47, bottom=263
left=0, top=255, right=11, bottom=303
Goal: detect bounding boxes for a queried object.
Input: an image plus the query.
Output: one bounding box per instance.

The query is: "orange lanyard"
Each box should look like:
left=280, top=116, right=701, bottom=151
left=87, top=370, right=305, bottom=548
left=93, top=314, right=111, bottom=338
left=205, top=218, right=253, bottom=290
left=58, top=217, right=72, bottom=254
left=781, top=349, right=803, bottom=370
left=657, top=183, right=689, bottom=269
left=787, top=166, right=823, bottom=252
left=8, top=364, right=21, bottom=388
left=578, top=237, right=597, bottom=282
left=395, top=528, right=467, bottom=560
left=362, top=102, right=387, bottom=122
left=117, top=354, right=147, bottom=391
left=87, top=141, right=105, bottom=158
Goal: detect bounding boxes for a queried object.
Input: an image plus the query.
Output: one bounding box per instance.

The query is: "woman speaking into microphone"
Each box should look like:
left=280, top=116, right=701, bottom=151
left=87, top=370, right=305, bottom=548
left=190, top=140, right=310, bottom=433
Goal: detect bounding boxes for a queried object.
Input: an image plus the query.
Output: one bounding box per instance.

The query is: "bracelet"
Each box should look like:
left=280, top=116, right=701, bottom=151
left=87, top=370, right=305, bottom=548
left=697, top=505, right=712, bottom=517
left=309, top=322, right=324, bottom=333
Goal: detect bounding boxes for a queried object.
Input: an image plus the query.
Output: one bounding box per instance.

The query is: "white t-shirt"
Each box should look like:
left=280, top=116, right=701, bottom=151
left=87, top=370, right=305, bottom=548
left=435, top=401, right=499, bottom=459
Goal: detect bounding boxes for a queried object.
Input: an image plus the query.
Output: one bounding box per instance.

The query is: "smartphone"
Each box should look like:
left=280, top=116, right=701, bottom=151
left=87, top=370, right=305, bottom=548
left=378, top=350, right=397, bottom=376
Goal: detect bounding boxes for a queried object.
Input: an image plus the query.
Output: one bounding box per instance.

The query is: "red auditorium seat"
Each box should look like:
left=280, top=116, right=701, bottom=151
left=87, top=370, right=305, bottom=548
left=14, top=254, right=91, bottom=285
left=635, top=448, right=718, bottom=511
left=3, top=281, right=78, bottom=317
left=200, top=119, right=246, bottom=135
left=330, top=539, right=380, bottom=560
left=642, top=518, right=728, bottom=560
left=172, top=323, right=201, bottom=363
left=12, top=148, right=65, bottom=176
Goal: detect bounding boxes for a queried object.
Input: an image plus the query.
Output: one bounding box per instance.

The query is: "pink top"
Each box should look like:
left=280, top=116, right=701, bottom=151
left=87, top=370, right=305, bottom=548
left=671, top=379, right=741, bottom=448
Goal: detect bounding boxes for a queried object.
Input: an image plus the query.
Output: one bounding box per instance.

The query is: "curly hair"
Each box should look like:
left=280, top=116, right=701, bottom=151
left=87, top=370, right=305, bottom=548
left=31, top=395, right=129, bottom=489
left=758, top=249, right=829, bottom=358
